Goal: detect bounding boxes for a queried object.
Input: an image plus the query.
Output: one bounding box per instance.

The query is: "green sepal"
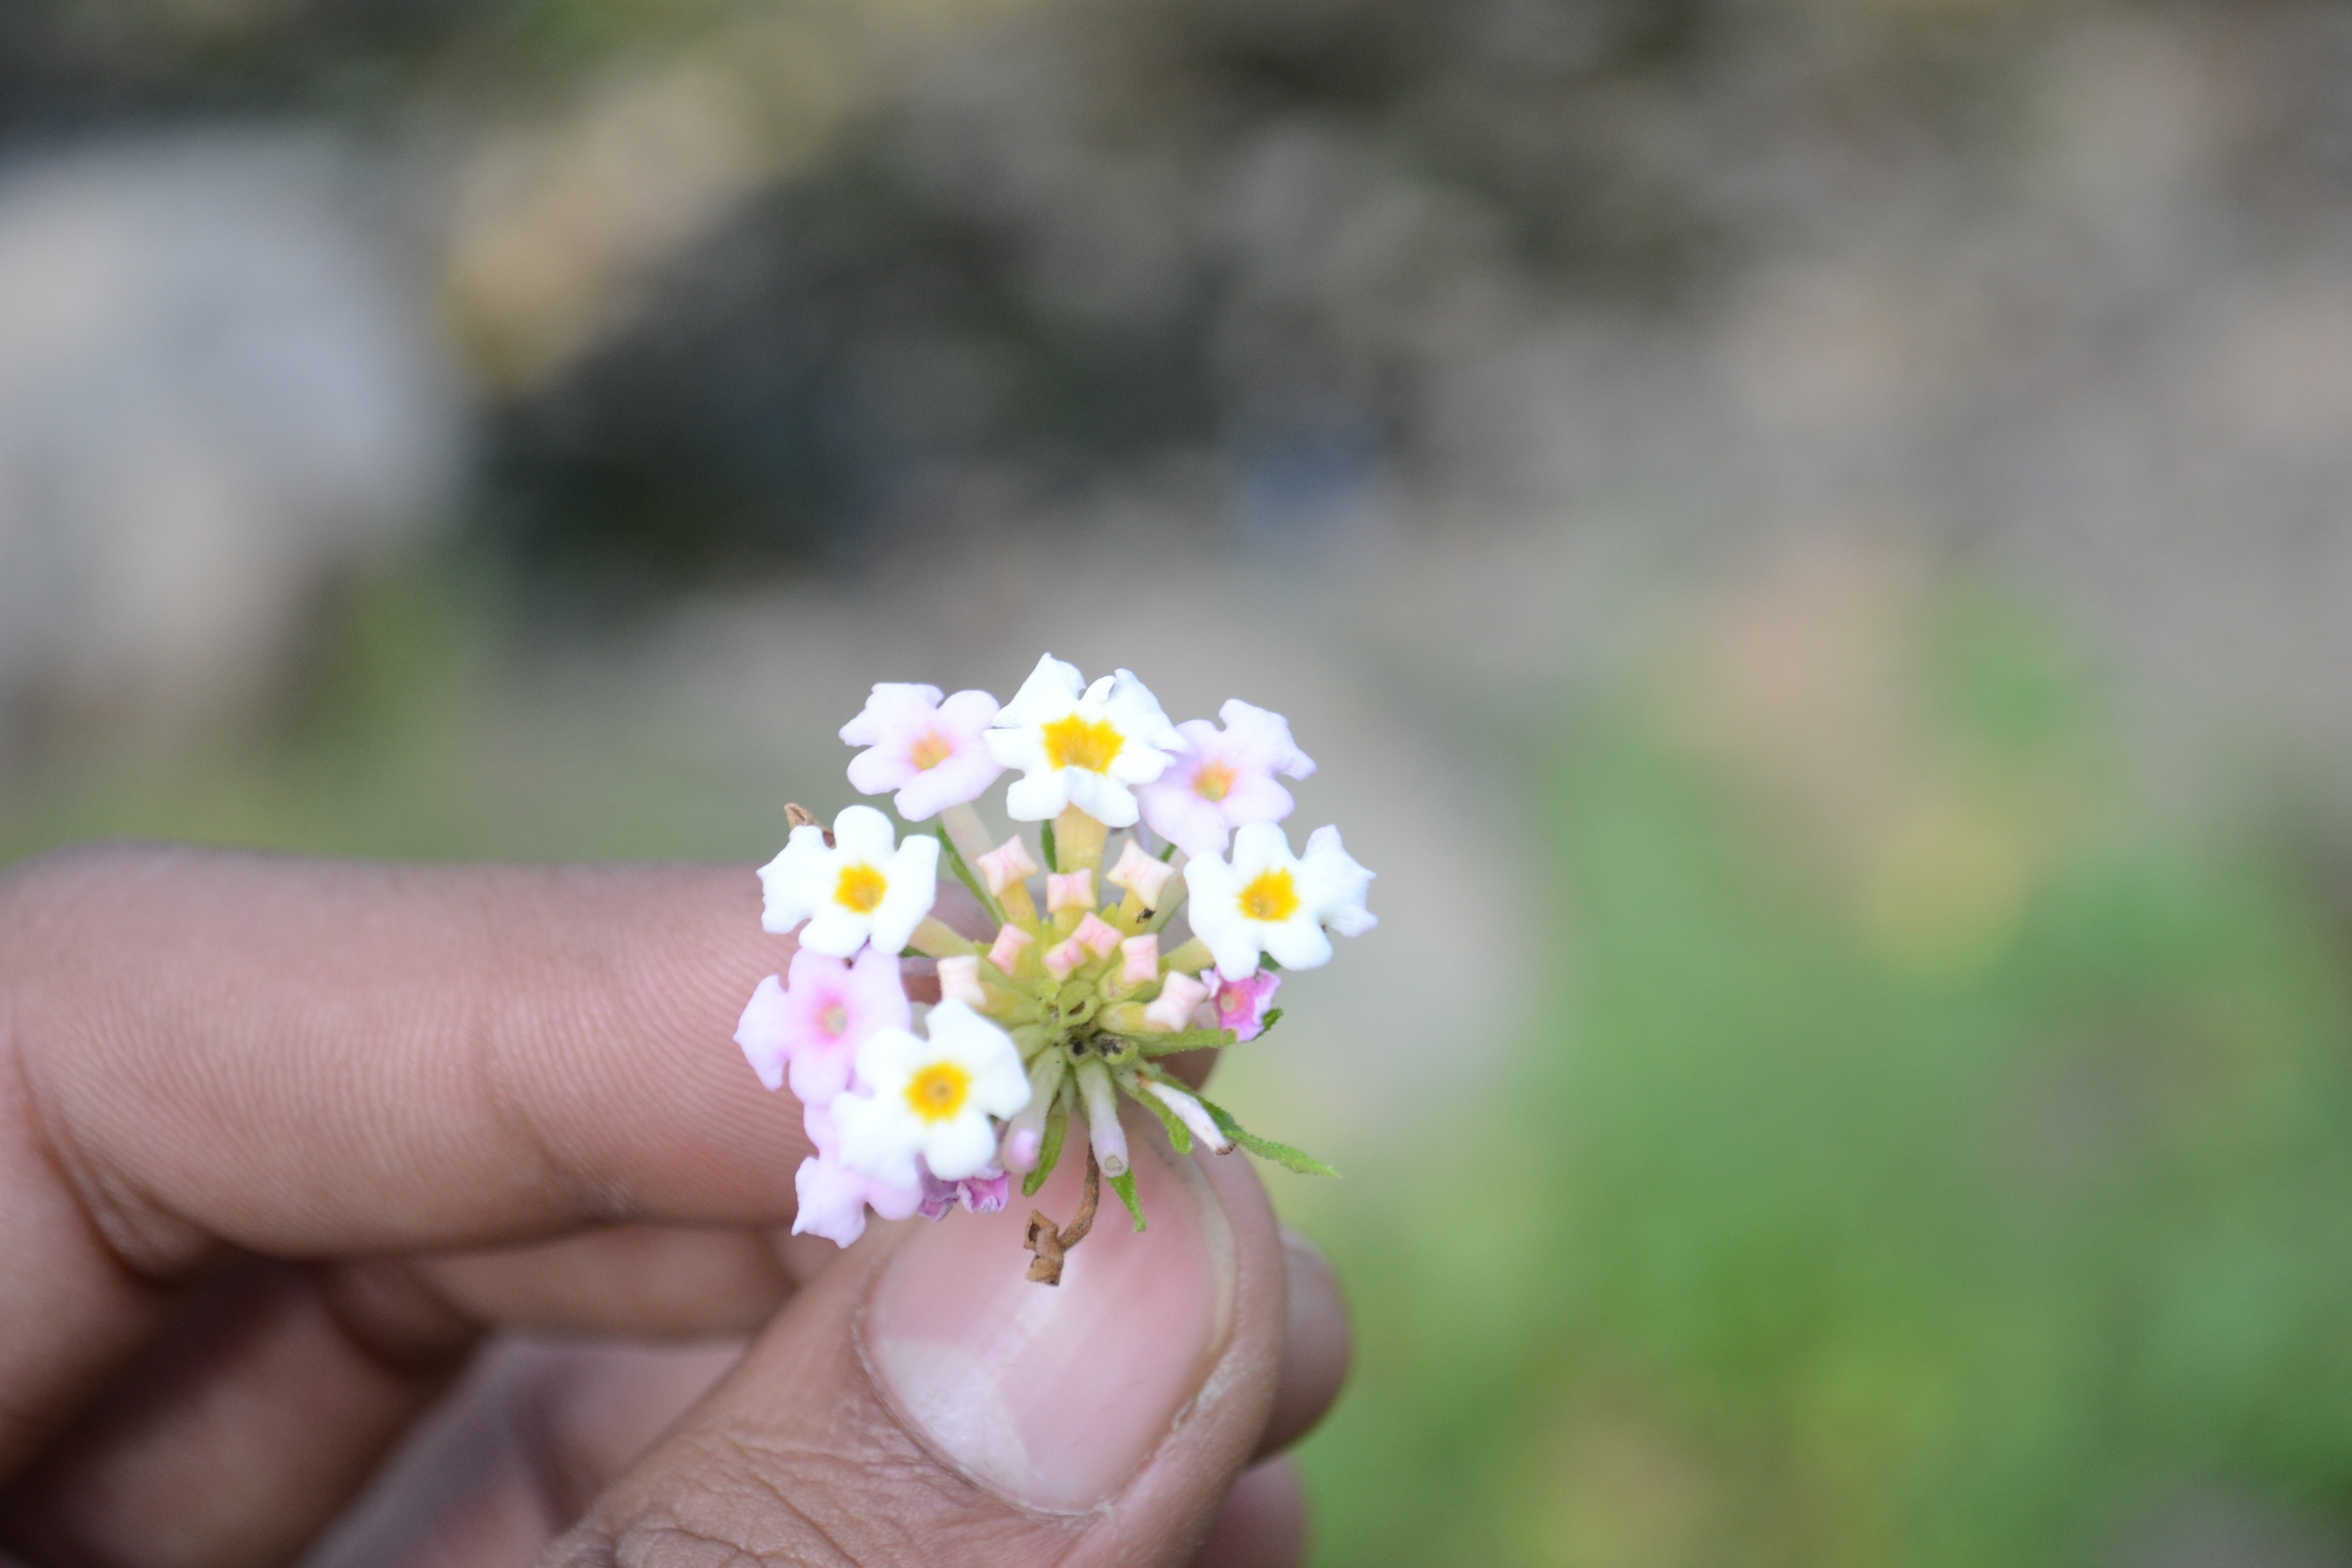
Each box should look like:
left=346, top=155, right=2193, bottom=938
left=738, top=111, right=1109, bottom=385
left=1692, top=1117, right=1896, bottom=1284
left=1135, top=1027, right=1237, bottom=1057
left=1126, top=1077, right=1195, bottom=1155
left=1023, top=1091, right=1071, bottom=1198
left=936, top=826, right=1002, bottom=924
left=1158, top=841, right=1177, bottom=862
left=1041, top=821, right=1059, bottom=872
left=1200, top=1097, right=1338, bottom=1177
left=1110, top=1168, right=1146, bottom=1231
left=1256, top=1007, right=1284, bottom=1035
left=1259, top=956, right=1282, bottom=970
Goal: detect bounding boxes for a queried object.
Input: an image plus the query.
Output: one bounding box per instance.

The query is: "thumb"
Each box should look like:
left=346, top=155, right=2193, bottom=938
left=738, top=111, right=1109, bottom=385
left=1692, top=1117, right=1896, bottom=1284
left=546, top=1121, right=1288, bottom=1567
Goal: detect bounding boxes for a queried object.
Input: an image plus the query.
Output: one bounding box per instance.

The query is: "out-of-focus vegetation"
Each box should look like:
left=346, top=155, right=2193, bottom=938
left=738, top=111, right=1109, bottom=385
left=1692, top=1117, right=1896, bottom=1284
left=1298, top=587, right=2352, bottom=1566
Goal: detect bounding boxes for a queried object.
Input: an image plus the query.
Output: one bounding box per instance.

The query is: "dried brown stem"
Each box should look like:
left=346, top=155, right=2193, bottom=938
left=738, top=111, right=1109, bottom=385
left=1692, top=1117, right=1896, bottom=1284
left=1022, top=1147, right=1102, bottom=1286
left=784, top=803, right=834, bottom=846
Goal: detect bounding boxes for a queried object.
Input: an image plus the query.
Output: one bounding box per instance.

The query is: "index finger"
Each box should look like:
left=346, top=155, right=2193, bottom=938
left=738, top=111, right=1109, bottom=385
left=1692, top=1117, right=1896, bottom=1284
left=0, top=843, right=799, bottom=1469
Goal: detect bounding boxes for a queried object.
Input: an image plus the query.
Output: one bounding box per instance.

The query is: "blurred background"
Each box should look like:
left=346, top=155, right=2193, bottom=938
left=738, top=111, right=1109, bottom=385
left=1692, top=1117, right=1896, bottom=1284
left=7, top=0, right=2352, bottom=1561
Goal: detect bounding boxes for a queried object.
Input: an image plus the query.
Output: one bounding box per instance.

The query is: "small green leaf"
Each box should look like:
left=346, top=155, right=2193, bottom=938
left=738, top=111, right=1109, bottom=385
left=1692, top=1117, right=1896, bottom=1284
left=1041, top=821, right=1059, bottom=872
left=936, top=827, right=1002, bottom=924
left=1024, top=1096, right=1070, bottom=1198
left=1256, top=1007, right=1283, bottom=1035
left=1135, top=1027, right=1239, bottom=1057
left=1110, top=1168, right=1147, bottom=1231
left=1158, top=841, right=1177, bottom=862
left=1259, top=956, right=1283, bottom=970
left=1126, top=1077, right=1195, bottom=1155
left=1199, top=1098, right=1338, bottom=1177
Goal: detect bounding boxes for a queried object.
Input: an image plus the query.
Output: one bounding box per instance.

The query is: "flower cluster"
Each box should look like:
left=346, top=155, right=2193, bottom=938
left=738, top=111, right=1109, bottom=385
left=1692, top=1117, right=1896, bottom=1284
left=735, top=653, right=1374, bottom=1281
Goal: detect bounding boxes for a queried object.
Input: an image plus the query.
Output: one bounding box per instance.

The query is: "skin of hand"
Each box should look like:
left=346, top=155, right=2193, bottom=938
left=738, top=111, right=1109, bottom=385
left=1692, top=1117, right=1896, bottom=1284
left=0, top=845, right=1351, bottom=1567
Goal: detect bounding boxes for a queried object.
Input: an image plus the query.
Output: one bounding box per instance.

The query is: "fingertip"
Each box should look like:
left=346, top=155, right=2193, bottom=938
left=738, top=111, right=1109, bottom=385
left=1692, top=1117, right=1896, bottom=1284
left=1190, top=1457, right=1308, bottom=1568
left=1260, top=1225, right=1352, bottom=1457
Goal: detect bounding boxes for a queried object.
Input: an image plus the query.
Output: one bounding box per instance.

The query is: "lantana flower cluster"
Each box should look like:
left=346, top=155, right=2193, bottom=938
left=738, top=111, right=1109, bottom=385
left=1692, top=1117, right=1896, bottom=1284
left=735, top=653, right=1374, bottom=1281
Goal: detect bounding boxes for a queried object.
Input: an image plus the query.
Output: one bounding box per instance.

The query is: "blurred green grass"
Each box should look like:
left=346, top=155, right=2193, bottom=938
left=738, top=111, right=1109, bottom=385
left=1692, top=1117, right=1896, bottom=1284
left=9, top=573, right=2352, bottom=1565
left=1297, top=591, right=2352, bottom=1566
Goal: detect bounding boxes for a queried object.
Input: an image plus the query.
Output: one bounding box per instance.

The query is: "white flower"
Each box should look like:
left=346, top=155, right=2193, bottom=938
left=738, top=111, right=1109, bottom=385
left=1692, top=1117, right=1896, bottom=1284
left=1183, top=821, right=1377, bottom=980
left=1137, top=700, right=1317, bottom=857
left=983, top=653, right=1183, bottom=828
left=758, top=804, right=940, bottom=958
left=833, top=1000, right=1032, bottom=1187
left=840, top=683, right=1005, bottom=821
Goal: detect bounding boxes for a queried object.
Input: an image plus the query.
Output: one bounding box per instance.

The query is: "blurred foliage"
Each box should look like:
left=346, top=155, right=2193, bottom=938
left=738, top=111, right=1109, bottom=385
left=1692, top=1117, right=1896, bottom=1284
left=1296, top=590, right=2352, bottom=1565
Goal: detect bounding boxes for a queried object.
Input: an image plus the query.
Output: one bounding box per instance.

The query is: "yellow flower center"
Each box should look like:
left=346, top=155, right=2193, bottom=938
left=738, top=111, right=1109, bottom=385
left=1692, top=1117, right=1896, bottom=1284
left=1043, top=714, right=1124, bottom=773
left=821, top=1004, right=849, bottom=1037
left=1239, top=868, right=1301, bottom=924
left=835, top=863, right=888, bottom=913
left=905, top=1061, right=973, bottom=1123
left=1193, top=759, right=1237, bottom=802
left=909, top=730, right=955, bottom=771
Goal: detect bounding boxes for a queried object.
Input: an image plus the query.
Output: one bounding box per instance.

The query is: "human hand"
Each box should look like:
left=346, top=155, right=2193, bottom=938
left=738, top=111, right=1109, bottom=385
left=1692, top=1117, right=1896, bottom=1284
left=0, top=846, right=1350, bottom=1565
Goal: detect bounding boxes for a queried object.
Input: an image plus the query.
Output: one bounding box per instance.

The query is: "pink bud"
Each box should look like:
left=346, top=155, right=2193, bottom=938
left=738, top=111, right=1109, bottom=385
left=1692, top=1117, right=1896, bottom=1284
left=1143, top=970, right=1210, bottom=1032
left=1106, top=838, right=1177, bottom=906
left=936, top=954, right=985, bottom=1007
left=1000, top=1122, right=1043, bottom=1173
left=1074, top=913, right=1122, bottom=958
left=977, top=836, right=1040, bottom=897
left=1043, top=937, right=1088, bottom=980
left=1046, top=869, right=1096, bottom=912
left=987, top=924, right=1034, bottom=973
left=1120, top=934, right=1160, bottom=985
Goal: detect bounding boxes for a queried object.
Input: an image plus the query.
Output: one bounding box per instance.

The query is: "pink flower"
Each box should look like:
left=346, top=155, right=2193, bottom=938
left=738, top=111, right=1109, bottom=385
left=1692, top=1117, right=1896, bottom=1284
left=841, top=683, right=1004, bottom=821
left=736, top=946, right=909, bottom=1109
left=1137, top=700, right=1316, bottom=857
left=918, top=1164, right=1013, bottom=1220
left=793, top=1101, right=923, bottom=1246
left=1213, top=970, right=1281, bottom=1041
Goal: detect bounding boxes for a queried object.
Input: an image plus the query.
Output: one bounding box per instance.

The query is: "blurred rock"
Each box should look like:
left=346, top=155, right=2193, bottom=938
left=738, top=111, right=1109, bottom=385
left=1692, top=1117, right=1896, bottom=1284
left=0, top=133, right=459, bottom=753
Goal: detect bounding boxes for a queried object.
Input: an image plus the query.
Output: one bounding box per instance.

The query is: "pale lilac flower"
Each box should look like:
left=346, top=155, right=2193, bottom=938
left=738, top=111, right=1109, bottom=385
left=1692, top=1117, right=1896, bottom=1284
left=985, top=654, right=1182, bottom=828
left=919, top=1165, right=1012, bottom=1220
left=834, top=1000, right=1032, bottom=1188
left=936, top=953, right=987, bottom=1008
left=1106, top=838, right=1177, bottom=906
left=1212, top=970, right=1282, bottom=1043
left=841, top=683, right=1005, bottom=821
left=734, top=946, right=911, bottom=1105
left=987, top=924, right=1033, bottom=973
left=1073, top=913, right=1122, bottom=958
left=1137, top=700, right=1316, bottom=857
left=1143, top=970, right=1211, bottom=1032
left=760, top=804, right=939, bottom=958
left=976, top=836, right=1039, bottom=897
left=1184, top=821, right=1377, bottom=980
left=1046, top=869, right=1095, bottom=913
left=794, top=1100, right=922, bottom=1247
left=1120, top=933, right=1160, bottom=985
